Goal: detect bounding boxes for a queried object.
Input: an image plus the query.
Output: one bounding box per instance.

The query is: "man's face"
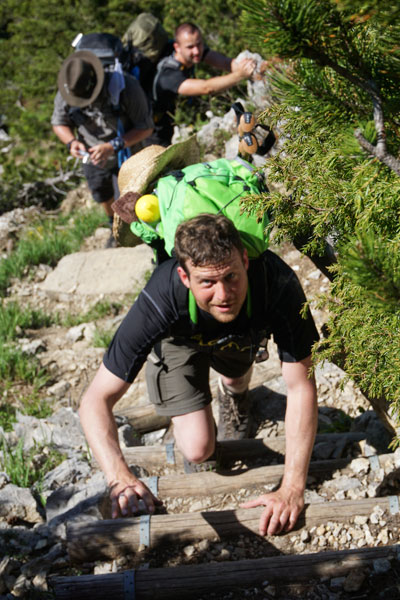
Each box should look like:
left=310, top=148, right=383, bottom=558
left=174, top=30, right=204, bottom=68
left=177, top=248, right=249, bottom=323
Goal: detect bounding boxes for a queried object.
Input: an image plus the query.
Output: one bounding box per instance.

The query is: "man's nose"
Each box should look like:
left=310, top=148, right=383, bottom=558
left=215, top=281, right=231, bottom=301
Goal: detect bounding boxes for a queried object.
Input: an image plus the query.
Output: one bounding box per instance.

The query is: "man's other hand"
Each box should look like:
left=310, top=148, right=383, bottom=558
left=240, top=485, right=304, bottom=535
left=89, top=142, right=114, bottom=167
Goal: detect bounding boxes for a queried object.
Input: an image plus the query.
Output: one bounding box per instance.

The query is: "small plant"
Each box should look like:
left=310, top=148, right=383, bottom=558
left=92, top=326, right=115, bottom=349
left=0, top=300, right=54, bottom=341
left=0, top=344, right=48, bottom=388
left=18, top=392, right=53, bottom=421
left=60, top=298, right=122, bottom=328
left=0, top=436, right=65, bottom=490
left=0, top=403, right=17, bottom=432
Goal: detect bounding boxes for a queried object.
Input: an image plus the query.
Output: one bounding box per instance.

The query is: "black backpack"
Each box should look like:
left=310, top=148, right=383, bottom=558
left=73, top=32, right=128, bottom=71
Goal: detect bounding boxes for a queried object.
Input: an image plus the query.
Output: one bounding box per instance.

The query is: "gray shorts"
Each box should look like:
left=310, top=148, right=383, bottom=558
left=146, top=337, right=254, bottom=417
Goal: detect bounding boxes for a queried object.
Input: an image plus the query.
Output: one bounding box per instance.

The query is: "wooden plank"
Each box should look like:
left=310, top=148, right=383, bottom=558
left=149, top=452, right=395, bottom=497
left=122, top=432, right=366, bottom=469
left=66, top=495, right=399, bottom=562
left=52, top=544, right=400, bottom=599
left=115, top=404, right=170, bottom=433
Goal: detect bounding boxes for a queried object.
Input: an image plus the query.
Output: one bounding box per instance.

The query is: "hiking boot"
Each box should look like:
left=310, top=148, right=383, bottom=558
left=217, top=379, right=252, bottom=441
left=105, top=232, right=117, bottom=248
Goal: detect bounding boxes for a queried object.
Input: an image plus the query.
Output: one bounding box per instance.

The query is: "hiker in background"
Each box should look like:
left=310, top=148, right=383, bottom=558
left=122, top=13, right=173, bottom=98
left=151, top=22, right=257, bottom=146
left=79, top=213, right=319, bottom=537
left=51, top=35, right=153, bottom=247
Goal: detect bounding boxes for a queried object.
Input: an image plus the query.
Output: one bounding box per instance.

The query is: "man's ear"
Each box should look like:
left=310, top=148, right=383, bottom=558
left=243, top=248, right=249, bottom=270
left=173, top=41, right=180, bottom=54
left=177, top=265, right=190, bottom=289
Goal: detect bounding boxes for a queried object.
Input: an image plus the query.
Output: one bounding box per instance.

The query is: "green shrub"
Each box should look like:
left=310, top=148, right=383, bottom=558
left=0, top=436, right=65, bottom=490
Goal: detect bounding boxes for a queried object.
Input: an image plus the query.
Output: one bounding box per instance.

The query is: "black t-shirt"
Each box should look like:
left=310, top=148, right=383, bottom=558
left=151, top=48, right=209, bottom=144
left=103, top=250, right=320, bottom=383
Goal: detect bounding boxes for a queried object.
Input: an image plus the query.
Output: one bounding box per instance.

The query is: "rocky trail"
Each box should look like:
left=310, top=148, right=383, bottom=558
left=1, top=77, right=400, bottom=597
left=1, top=198, right=399, bottom=599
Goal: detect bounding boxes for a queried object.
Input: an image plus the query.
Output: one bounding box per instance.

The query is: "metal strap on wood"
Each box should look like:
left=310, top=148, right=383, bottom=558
left=368, top=455, right=380, bottom=470
left=147, top=475, right=158, bottom=496
left=165, top=442, right=176, bottom=464
left=389, top=496, right=399, bottom=515
left=140, top=514, right=151, bottom=547
left=124, top=570, right=135, bottom=599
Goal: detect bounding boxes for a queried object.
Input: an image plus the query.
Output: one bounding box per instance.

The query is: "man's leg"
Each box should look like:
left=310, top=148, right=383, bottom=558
left=82, top=164, right=118, bottom=246
left=171, top=404, right=216, bottom=463
left=146, top=339, right=215, bottom=463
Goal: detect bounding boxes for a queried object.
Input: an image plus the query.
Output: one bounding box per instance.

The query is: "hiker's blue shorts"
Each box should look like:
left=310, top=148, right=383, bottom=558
left=83, top=163, right=119, bottom=204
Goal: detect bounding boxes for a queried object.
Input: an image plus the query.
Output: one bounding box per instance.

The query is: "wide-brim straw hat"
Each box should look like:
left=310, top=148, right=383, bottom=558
left=113, top=135, right=200, bottom=230
left=57, top=50, right=104, bottom=108
left=118, top=135, right=200, bottom=196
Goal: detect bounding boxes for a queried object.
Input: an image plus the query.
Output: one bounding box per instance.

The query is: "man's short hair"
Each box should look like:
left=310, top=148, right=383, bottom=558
left=175, top=23, right=201, bottom=41
left=174, top=214, right=244, bottom=272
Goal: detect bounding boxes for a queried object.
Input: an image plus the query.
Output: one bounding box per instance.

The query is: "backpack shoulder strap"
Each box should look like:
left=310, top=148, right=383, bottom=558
left=152, top=54, right=182, bottom=103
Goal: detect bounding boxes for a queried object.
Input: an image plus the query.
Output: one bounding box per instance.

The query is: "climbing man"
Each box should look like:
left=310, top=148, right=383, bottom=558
left=151, top=22, right=257, bottom=145
left=79, top=213, right=319, bottom=536
left=51, top=38, right=154, bottom=246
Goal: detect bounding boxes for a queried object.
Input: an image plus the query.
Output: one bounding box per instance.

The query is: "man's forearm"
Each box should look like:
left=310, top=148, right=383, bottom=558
left=52, top=124, right=76, bottom=145
left=281, top=367, right=318, bottom=492
left=78, top=364, right=133, bottom=485
left=79, top=395, right=133, bottom=484
left=178, top=71, right=246, bottom=96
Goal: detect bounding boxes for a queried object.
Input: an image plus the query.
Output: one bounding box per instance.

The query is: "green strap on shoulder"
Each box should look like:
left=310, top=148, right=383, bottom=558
left=188, top=287, right=252, bottom=324
left=188, top=290, right=198, bottom=324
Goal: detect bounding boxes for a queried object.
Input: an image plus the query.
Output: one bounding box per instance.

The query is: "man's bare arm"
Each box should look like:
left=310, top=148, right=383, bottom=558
left=241, top=355, right=318, bottom=535
left=177, top=57, right=255, bottom=96
left=79, top=363, right=161, bottom=517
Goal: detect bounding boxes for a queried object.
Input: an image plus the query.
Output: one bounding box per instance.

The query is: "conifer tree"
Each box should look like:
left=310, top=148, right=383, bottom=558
left=241, top=0, right=400, bottom=437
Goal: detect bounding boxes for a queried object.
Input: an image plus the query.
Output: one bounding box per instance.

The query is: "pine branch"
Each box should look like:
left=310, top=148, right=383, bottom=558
left=354, top=130, right=400, bottom=175
left=299, top=48, right=400, bottom=175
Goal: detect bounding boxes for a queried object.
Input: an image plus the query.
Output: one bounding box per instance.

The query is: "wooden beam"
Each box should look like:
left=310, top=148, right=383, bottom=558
left=66, top=495, right=399, bottom=562
left=52, top=544, right=399, bottom=600
left=139, top=453, right=393, bottom=499
left=115, top=404, right=170, bottom=433
left=122, top=432, right=366, bottom=469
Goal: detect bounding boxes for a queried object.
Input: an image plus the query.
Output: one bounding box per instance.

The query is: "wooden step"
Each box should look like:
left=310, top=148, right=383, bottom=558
left=122, top=432, right=366, bottom=469
left=115, top=404, right=170, bottom=433
left=121, top=452, right=394, bottom=499
left=66, top=494, right=400, bottom=562
left=52, top=544, right=400, bottom=600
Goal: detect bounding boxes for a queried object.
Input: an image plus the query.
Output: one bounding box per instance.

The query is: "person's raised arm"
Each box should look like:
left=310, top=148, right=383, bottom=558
left=241, top=355, right=317, bottom=535
left=177, top=57, right=255, bottom=96
left=79, top=362, right=161, bottom=518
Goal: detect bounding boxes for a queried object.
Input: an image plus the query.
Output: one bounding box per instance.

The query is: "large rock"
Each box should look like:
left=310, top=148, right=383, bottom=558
left=40, top=245, right=153, bottom=297
left=0, top=485, right=43, bottom=524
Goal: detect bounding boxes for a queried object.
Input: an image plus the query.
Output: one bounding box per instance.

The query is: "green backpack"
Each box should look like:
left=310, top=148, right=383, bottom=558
left=130, top=157, right=270, bottom=261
